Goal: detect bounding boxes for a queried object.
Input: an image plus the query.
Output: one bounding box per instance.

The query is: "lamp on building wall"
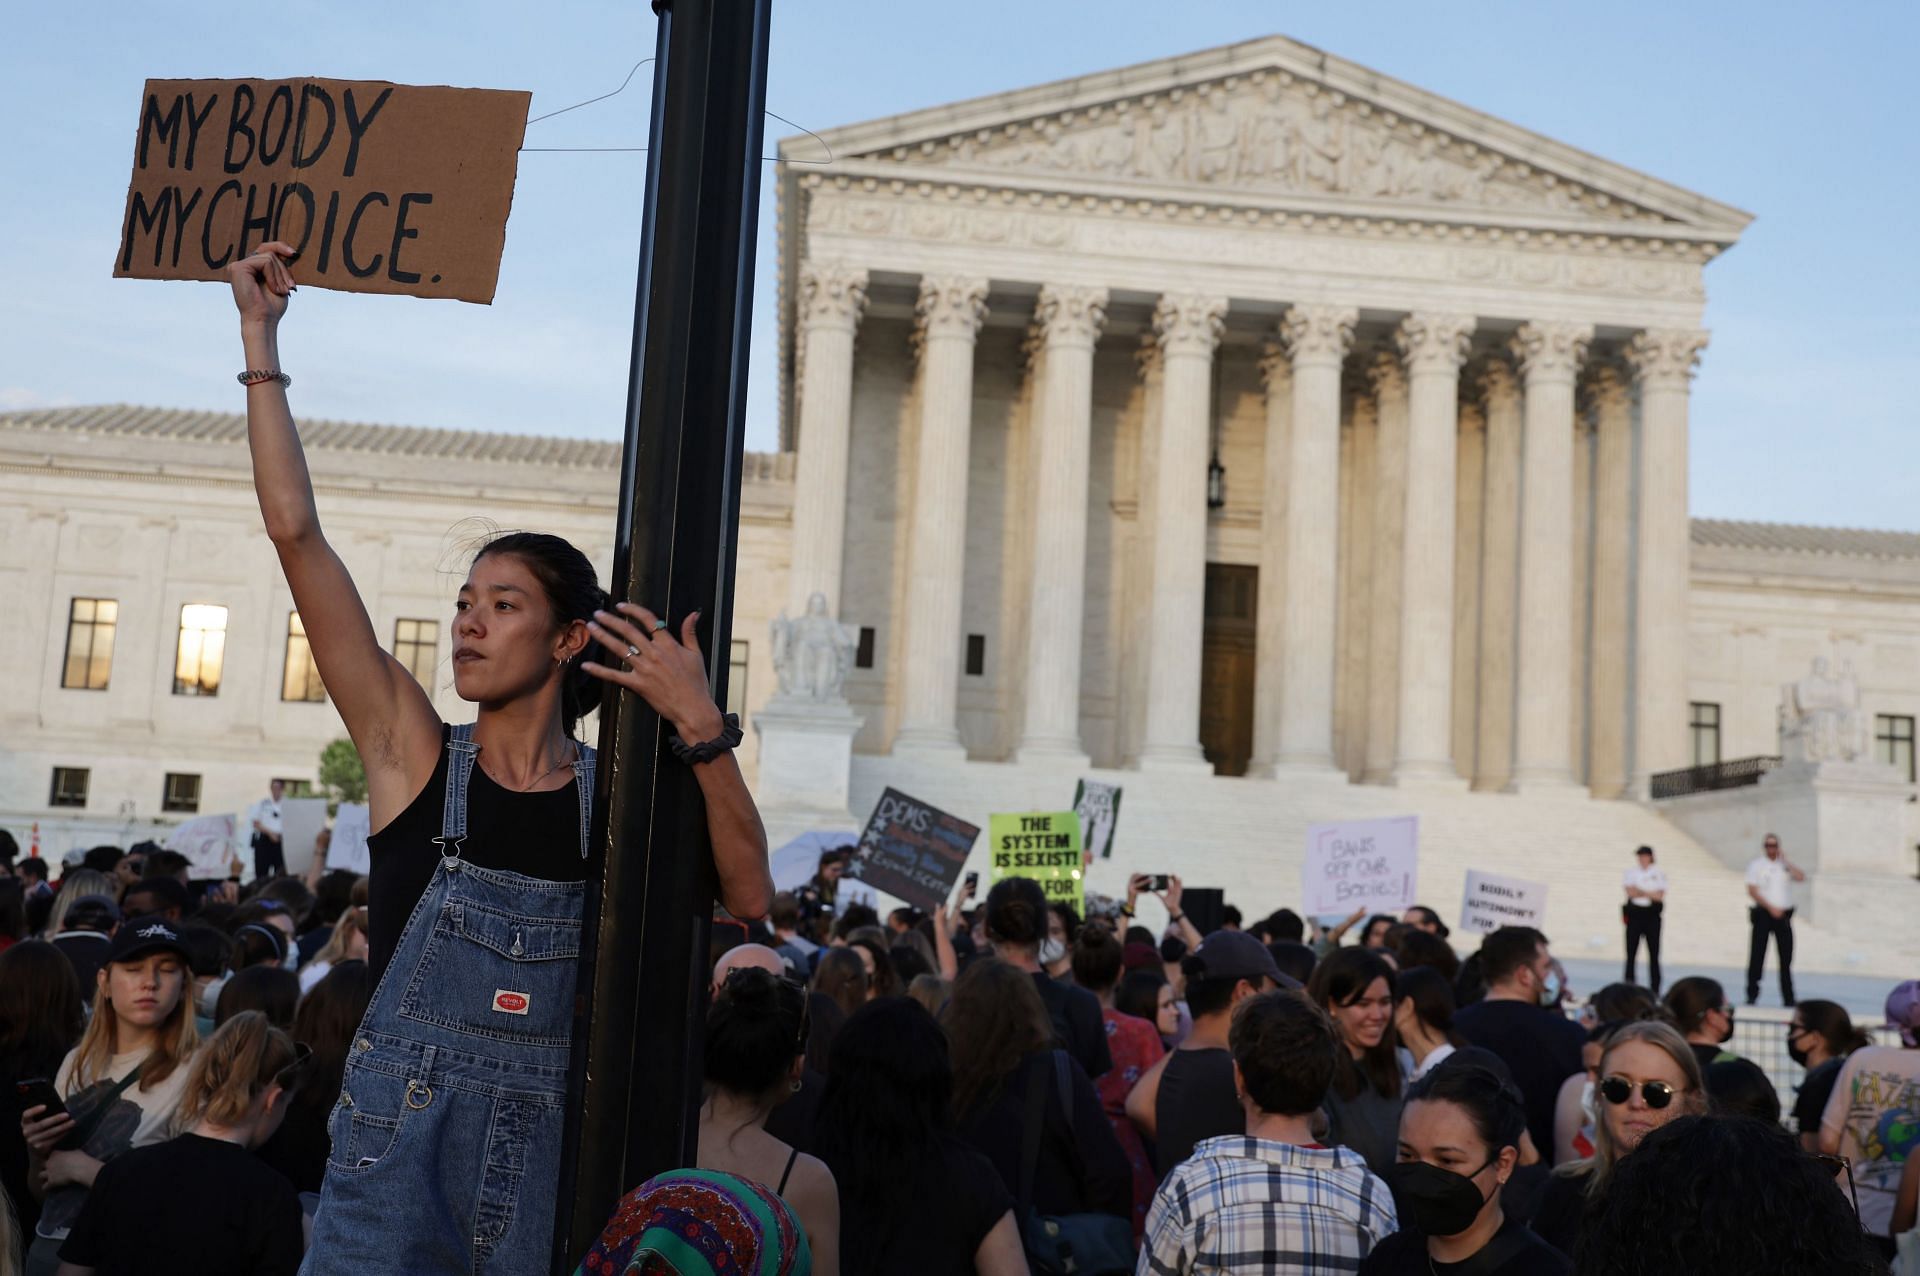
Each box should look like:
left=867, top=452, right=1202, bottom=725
left=1206, top=356, right=1227, bottom=511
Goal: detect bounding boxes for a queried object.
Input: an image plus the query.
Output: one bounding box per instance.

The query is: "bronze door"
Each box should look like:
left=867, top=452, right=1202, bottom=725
left=1200, top=563, right=1258, bottom=777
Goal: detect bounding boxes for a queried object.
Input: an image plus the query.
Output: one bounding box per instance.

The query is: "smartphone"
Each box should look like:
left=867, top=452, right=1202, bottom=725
left=1144, top=873, right=1171, bottom=892
left=963, top=871, right=979, bottom=894
left=15, top=1078, right=81, bottom=1149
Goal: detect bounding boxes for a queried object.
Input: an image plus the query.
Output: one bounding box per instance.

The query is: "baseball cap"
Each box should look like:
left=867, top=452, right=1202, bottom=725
left=1886, top=980, right=1920, bottom=1047
left=1189, top=929, right=1297, bottom=989
left=106, top=915, right=191, bottom=966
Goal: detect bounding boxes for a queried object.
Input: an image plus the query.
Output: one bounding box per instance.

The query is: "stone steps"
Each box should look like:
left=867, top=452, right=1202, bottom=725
left=832, top=756, right=1920, bottom=979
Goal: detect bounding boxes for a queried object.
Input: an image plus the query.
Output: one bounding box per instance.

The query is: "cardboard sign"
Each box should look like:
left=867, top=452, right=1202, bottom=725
left=1302, top=816, right=1419, bottom=916
left=990, top=811, right=1084, bottom=915
left=850, top=788, right=978, bottom=913
left=1460, top=870, right=1548, bottom=935
left=165, top=813, right=237, bottom=880
left=1073, top=780, right=1123, bottom=861
left=328, top=803, right=372, bottom=876
left=115, top=78, right=530, bottom=303
left=280, top=797, right=331, bottom=879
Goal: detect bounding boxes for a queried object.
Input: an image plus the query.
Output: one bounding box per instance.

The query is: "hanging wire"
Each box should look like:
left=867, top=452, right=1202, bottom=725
left=519, top=58, right=833, bottom=163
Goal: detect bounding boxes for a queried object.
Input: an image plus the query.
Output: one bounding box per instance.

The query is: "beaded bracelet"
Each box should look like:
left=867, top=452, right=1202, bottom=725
left=668, top=713, right=743, bottom=765
left=238, top=369, right=292, bottom=387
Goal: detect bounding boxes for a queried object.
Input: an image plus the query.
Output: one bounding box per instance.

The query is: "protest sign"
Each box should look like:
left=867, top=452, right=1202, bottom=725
left=115, top=78, right=530, bottom=303
left=1460, top=870, right=1548, bottom=935
left=1302, top=816, right=1418, bottom=916
left=164, top=813, right=237, bottom=880
left=280, top=797, right=331, bottom=879
left=1072, top=780, right=1123, bottom=861
left=990, top=811, right=1084, bottom=915
left=850, top=788, right=977, bottom=913
left=328, top=803, right=372, bottom=876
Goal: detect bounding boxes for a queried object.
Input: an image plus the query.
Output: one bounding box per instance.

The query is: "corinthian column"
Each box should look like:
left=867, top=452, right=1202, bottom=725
left=1452, top=398, right=1487, bottom=779
left=787, top=261, right=869, bottom=616
left=1249, top=344, right=1291, bottom=774
left=893, top=275, right=989, bottom=757
left=1363, top=350, right=1409, bottom=785
left=1627, top=329, right=1708, bottom=795
left=1137, top=292, right=1226, bottom=773
left=1392, top=313, right=1475, bottom=784
left=1474, top=359, right=1522, bottom=789
left=1508, top=321, right=1592, bottom=791
left=1269, top=303, right=1357, bottom=772
left=1586, top=363, right=1634, bottom=798
left=1015, top=284, right=1108, bottom=765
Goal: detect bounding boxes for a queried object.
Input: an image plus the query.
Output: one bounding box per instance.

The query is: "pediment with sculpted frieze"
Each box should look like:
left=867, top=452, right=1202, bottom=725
left=854, top=72, right=1663, bottom=225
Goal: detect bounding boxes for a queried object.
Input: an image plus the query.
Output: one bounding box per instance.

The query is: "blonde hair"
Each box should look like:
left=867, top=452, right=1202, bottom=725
left=312, top=906, right=368, bottom=968
left=42, top=869, right=116, bottom=939
left=68, top=951, right=199, bottom=1094
left=173, top=1011, right=300, bottom=1132
left=1559, top=1019, right=1707, bottom=1198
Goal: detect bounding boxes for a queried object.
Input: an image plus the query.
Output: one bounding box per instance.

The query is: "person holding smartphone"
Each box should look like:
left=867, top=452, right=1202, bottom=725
left=18, top=918, right=198, bottom=1276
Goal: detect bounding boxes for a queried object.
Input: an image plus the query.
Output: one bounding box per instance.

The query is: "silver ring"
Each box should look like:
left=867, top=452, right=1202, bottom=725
left=625, top=644, right=640, bottom=659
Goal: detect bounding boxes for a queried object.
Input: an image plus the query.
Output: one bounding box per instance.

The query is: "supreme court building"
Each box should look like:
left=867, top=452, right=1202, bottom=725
left=776, top=36, right=1746, bottom=796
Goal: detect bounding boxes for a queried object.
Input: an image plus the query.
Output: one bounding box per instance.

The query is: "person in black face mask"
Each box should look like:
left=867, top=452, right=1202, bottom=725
left=1360, top=1062, right=1569, bottom=1275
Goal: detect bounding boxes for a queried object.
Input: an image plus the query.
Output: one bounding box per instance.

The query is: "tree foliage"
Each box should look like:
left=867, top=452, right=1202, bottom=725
left=318, top=738, right=368, bottom=809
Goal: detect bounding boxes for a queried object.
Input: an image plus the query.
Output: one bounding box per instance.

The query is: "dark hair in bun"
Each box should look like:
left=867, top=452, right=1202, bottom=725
left=473, top=531, right=611, bottom=735
left=983, top=876, right=1047, bottom=947
left=704, top=967, right=808, bottom=1097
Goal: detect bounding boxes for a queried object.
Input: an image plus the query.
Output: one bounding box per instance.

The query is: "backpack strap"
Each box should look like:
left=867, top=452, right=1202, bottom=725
left=1053, top=1048, right=1075, bottom=1138
left=1016, top=1051, right=1050, bottom=1216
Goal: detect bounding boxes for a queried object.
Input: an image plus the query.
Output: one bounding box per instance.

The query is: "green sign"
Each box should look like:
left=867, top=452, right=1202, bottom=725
left=989, top=810, right=1084, bottom=915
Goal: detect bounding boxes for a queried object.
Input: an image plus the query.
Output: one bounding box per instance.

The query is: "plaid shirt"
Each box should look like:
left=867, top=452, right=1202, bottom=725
left=1139, top=1136, right=1398, bottom=1275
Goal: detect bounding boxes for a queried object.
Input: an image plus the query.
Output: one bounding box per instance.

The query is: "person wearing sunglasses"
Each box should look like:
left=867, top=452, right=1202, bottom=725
left=55, top=1010, right=309, bottom=1275
left=1662, top=975, right=1740, bottom=1073
left=697, top=966, right=839, bottom=1276
left=1532, top=1020, right=1705, bottom=1258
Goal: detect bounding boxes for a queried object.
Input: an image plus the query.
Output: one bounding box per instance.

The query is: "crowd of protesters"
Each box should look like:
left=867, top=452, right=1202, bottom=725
left=3, top=826, right=1916, bottom=1274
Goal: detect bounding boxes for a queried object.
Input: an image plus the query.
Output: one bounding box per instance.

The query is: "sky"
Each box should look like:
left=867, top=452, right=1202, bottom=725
left=2, top=2, right=1914, bottom=530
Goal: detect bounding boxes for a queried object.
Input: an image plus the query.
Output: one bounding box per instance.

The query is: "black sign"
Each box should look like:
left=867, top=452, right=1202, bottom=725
left=851, top=787, right=978, bottom=912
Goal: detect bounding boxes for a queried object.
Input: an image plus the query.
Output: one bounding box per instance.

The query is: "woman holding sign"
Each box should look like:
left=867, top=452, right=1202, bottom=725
left=227, top=243, right=773, bottom=1274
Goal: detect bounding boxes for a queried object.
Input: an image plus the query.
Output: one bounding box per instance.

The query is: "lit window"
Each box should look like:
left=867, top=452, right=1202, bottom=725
left=1689, top=702, right=1721, bottom=768
left=393, top=618, right=439, bottom=687
left=49, top=767, right=89, bottom=809
left=162, top=773, right=202, bottom=813
left=728, top=640, right=749, bottom=722
left=174, top=604, right=229, bottom=697
left=282, top=612, right=326, bottom=702
left=1876, top=714, right=1916, bottom=783
left=61, top=598, right=118, bottom=690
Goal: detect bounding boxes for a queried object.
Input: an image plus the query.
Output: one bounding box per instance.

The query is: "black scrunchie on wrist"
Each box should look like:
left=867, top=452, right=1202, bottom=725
left=668, top=713, right=744, bottom=765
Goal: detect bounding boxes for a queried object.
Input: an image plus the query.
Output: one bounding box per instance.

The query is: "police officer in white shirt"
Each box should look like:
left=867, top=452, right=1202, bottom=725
left=1622, top=845, right=1668, bottom=993
left=248, top=778, right=286, bottom=880
left=1745, top=832, right=1806, bottom=1006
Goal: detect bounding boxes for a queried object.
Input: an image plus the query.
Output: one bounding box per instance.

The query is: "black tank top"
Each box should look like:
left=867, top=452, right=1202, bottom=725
left=365, top=725, right=586, bottom=983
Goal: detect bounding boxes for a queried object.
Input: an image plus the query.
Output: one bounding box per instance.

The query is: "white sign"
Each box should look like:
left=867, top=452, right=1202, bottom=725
left=1302, top=816, right=1419, bottom=916
left=329, top=803, right=372, bottom=876
left=1460, top=870, right=1548, bottom=935
left=1073, top=780, right=1123, bottom=861
left=281, top=798, right=332, bottom=879
left=165, top=813, right=238, bottom=880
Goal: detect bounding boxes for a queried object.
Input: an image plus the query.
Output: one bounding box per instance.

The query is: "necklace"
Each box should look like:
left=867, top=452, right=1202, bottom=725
left=479, top=741, right=579, bottom=793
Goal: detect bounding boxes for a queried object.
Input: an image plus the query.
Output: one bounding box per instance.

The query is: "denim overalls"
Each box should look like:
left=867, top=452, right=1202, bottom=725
left=302, top=723, right=594, bottom=1275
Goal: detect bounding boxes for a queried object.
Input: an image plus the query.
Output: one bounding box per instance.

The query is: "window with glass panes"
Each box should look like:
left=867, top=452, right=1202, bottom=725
left=728, top=640, right=749, bottom=722
left=173, top=604, right=229, bottom=696
left=282, top=612, right=325, bottom=702
left=1876, top=714, right=1916, bottom=783
left=1689, top=702, right=1721, bottom=767
left=162, top=773, right=202, bottom=813
left=49, top=767, right=89, bottom=808
left=61, top=598, right=118, bottom=690
left=393, top=618, right=438, bottom=687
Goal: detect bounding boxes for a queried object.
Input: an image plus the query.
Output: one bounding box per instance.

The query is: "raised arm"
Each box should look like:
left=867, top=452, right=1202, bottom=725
left=232, top=244, right=442, bottom=822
